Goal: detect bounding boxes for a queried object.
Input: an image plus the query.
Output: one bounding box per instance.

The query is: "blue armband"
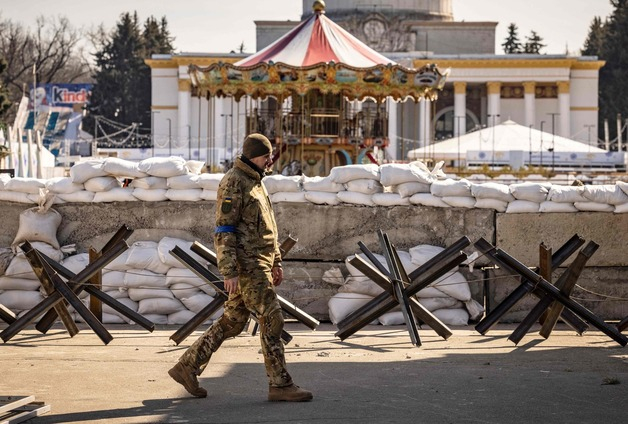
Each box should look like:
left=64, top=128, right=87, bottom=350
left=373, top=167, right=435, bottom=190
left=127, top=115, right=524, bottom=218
left=215, top=225, right=237, bottom=234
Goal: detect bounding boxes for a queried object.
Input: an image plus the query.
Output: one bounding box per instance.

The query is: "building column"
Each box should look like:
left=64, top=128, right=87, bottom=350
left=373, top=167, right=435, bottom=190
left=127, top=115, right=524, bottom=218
left=386, top=97, right=398, bottom=160
left=178, top=79, right=192, bottom=154
left=522, top=81, right=536, bottom=128
left=418, top=99, right=430, bottom=147
left=486, top=81, right=501, bottom=125
left=453, top=82, right=467, bottom=136
left=557, top=81, right=571, bottom=138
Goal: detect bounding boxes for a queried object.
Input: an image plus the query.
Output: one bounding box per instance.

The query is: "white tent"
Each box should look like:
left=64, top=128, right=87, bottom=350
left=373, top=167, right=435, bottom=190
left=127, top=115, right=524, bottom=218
left=408, top=120, right=604, bottom=161
left=407, top=120, right=626, bottom=170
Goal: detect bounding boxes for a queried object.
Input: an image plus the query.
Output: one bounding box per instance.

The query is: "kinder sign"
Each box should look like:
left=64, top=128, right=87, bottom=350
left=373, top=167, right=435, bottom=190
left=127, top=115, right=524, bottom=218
left=29, top=83, right=92, bottom=109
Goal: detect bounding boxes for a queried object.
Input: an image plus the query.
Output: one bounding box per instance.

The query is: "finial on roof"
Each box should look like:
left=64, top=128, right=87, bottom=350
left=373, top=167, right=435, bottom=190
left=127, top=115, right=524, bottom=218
left=313, top=0, right=326, bottom=14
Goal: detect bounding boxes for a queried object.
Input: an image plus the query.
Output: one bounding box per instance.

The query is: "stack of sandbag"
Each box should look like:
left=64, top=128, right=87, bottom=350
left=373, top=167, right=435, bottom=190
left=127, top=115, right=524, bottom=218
left=330, top=164, right=382, bottom=206
left=0, top=199, right=63, bottom=318
left=301, top=175, right=345, bottom=205
left=381, top=161, right=444, bottom=207
left=0, top=176, right=47, bottom=204
left=327, top=244, right=484, bottom=327
left=263, top=175, right=306, bottom=203
left=69, top=237, right=222, bottom=325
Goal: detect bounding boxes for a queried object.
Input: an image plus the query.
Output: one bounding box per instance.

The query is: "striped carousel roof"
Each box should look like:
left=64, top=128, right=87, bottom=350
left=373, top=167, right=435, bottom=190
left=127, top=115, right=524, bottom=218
left=235, top=5, right=394, bottom=68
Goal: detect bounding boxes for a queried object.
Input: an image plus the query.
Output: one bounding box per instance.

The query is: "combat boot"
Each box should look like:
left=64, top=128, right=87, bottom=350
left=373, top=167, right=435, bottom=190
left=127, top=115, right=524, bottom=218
left=268, top=384, right=313, bottom=402
left=168, top=362, right=207, bottom=398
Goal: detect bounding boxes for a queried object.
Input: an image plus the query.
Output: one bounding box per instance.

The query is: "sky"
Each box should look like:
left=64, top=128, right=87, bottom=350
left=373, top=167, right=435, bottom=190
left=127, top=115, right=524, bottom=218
left=0, top=0, right=615, bottom=55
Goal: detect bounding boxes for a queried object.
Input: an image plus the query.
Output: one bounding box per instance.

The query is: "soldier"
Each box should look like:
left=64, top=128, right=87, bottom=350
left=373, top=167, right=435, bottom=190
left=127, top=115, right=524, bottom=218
left=168, top=134, right=313, bottom=402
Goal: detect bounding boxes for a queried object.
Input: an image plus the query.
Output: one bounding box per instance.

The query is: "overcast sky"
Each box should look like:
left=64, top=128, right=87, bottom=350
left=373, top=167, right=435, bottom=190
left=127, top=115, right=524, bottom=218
left=0, top=0, right=615, bottom=55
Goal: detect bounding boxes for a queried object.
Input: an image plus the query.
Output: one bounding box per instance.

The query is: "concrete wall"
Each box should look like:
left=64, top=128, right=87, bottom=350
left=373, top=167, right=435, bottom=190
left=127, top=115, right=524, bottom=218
left=1, top=201, right=626, bottom=321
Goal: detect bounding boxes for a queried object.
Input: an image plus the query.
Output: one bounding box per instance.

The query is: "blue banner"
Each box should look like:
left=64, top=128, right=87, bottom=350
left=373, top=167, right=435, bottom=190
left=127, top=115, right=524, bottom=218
left=29, top=83, right=92, bottom=109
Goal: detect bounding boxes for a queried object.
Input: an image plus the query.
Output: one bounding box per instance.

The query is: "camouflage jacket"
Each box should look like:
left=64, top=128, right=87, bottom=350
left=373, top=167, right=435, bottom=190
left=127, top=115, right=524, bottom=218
left=214, top=156, right=281, bottom=280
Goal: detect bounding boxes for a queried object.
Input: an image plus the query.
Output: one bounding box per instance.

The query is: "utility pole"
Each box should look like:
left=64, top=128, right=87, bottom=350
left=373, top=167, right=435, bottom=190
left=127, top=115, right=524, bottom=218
left=455, top=115, right=464, bottom=172
left=548, top=113, right=559, bottom=173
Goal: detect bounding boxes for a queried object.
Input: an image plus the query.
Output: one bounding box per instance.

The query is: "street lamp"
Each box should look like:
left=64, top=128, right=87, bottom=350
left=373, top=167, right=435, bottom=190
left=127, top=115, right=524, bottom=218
left=548, top=113, right=559, bottom=173
left=151, top=110, right=160, bottom=157
left=584, top=124, right=595, bottom=153
left=166, top=118, right=172, bottom=156
left=540, top=120, right=546, bottom=168
left=528, top=124, right=533, bottom=167
left=488, top=114, right=500, bottom=169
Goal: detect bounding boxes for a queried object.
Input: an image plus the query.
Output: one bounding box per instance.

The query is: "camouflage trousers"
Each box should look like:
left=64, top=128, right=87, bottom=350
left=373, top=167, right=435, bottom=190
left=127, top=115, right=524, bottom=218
left=178, top=273, right=293, bottom=388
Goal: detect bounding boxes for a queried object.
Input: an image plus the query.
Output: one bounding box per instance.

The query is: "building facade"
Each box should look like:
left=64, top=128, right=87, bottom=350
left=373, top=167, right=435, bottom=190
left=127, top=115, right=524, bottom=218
left=145, top=0, right=603, bottom=166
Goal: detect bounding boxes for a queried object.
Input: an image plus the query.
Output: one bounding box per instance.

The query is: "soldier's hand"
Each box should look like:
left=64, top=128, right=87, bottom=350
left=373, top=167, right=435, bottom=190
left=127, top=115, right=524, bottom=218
left=224, top=276, right=239, bottom=295
left=272, top=266, right=283, bottom=286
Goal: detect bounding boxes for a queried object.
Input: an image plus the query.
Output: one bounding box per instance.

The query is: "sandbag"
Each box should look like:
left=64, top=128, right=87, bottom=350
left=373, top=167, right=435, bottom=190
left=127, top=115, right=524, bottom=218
left=329, top=164, right=380, bottom=184
left=161, top=238, right=209, bottom=269
left=124, top=269, right=168, bottom=289
left=158, top=237, right=209, bottom=269
left=0, top=276, right=41, bottom=291
left=344, top=179, right=383, bottom=195
left=12, top=207, right=62, bottom=251
left=197, top=173, right=225, bottom=190
left=394, top=181, right=431, bottom=198
left=581, top=184, right=628, bottom=205
left=4, top=177, right=46, bottom=194
left=432, top=308, right=469, bottom=326
left=186, top=160, right=205, bottom=175
left=84, top=176, right=122, bottom=192
left=128, top=287, right=174, bottom=301
left=338, top=276, right=385, bottom=298
left=61, top=253, right=90, bottom=275
left=538, top=201, right=578, bottom=213
left=270, top=192, right=307, bottom=203
left=379, top=163, right=434, bottom=186
left=573, top=202, right=614, bottom=212
left=262, top=175, right=302, bottom=193
left=408, top=193, right=450, bottom=207
left=165, top=189, right=203, bottom=201
left=371, top=193, right=410, bottom=206
left=505, top=200, right=540, bottom=213
left=138, top=156, right=188, bottom=178
left=200, top=190, right=218, bottom=201
left=304, top=191, right=340, bottom=205
left=70, top=160, right=107, bottom=183
left=132, top=188, right=168, bottom=202
left=137, top=297, right=185, bottom=315
left=617, top=181, right=628, bottom=196
left=546, top=185, right=588, bottom=203
left=167, top=174, right=200, bottom=190
left=0, top=290, right=44, bottom=310
left=126, top=241, right=171, bottom=274
left=327, top=292, right=375, bottom=325
left=180, top=292, right=214, bottom=313
left=614, top=203, right=628, bottom=213
left=57, top=191, right=95, bottom=203
left=474, top=198, right=508, bottom=212
left=430, top=179, right=472, bottom=197
left=169, top=282, right=203, bottom=300
left=0, top=191, right=33, bottom=203
left=102, top=271, right=127, bottom=291
left=45, top=177, right=84, bottom=194
left=441, top=196, right=476, bottom=208
left=471, top=182, right=514, bottom=202
left=302, top=176, right=344, bottom=193
left=509, top=182, right=551, bottom=202
left=336, top=191, right=375, bottom=206
left=168, top=309, right=202, bottom=325
left=93, top=187, right=137, bottom=202
left=102, top=157, right=147, bottom=178
left=129, top=176, right=168, bottom=190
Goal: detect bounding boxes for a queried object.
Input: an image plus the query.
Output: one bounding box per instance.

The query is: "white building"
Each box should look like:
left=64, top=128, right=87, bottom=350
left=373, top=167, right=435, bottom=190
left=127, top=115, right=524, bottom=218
left=145, top=0, right=603, bottom=168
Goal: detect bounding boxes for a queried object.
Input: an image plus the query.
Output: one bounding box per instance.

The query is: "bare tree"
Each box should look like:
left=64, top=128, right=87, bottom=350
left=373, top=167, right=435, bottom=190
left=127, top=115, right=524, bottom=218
left=0, top=14, right=91, bottom=123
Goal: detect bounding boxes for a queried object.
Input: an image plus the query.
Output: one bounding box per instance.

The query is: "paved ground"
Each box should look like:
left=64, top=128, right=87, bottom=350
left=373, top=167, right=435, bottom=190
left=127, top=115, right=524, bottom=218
left=1, top=322, right=627, bottom=424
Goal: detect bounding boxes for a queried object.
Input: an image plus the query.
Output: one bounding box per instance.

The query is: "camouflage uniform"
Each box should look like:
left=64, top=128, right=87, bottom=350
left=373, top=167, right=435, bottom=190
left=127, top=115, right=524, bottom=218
left=178, top=156, right=292, bottom=388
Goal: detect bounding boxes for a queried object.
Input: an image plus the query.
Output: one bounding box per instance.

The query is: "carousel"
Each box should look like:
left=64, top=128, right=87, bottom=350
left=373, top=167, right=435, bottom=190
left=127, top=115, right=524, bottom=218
left=188, top=0, right=448, bottom=176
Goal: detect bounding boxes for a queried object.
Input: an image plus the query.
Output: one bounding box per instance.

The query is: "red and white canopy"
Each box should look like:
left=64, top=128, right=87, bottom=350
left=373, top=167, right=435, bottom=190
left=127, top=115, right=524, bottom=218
left=235, top=9, right=394, bottom=68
